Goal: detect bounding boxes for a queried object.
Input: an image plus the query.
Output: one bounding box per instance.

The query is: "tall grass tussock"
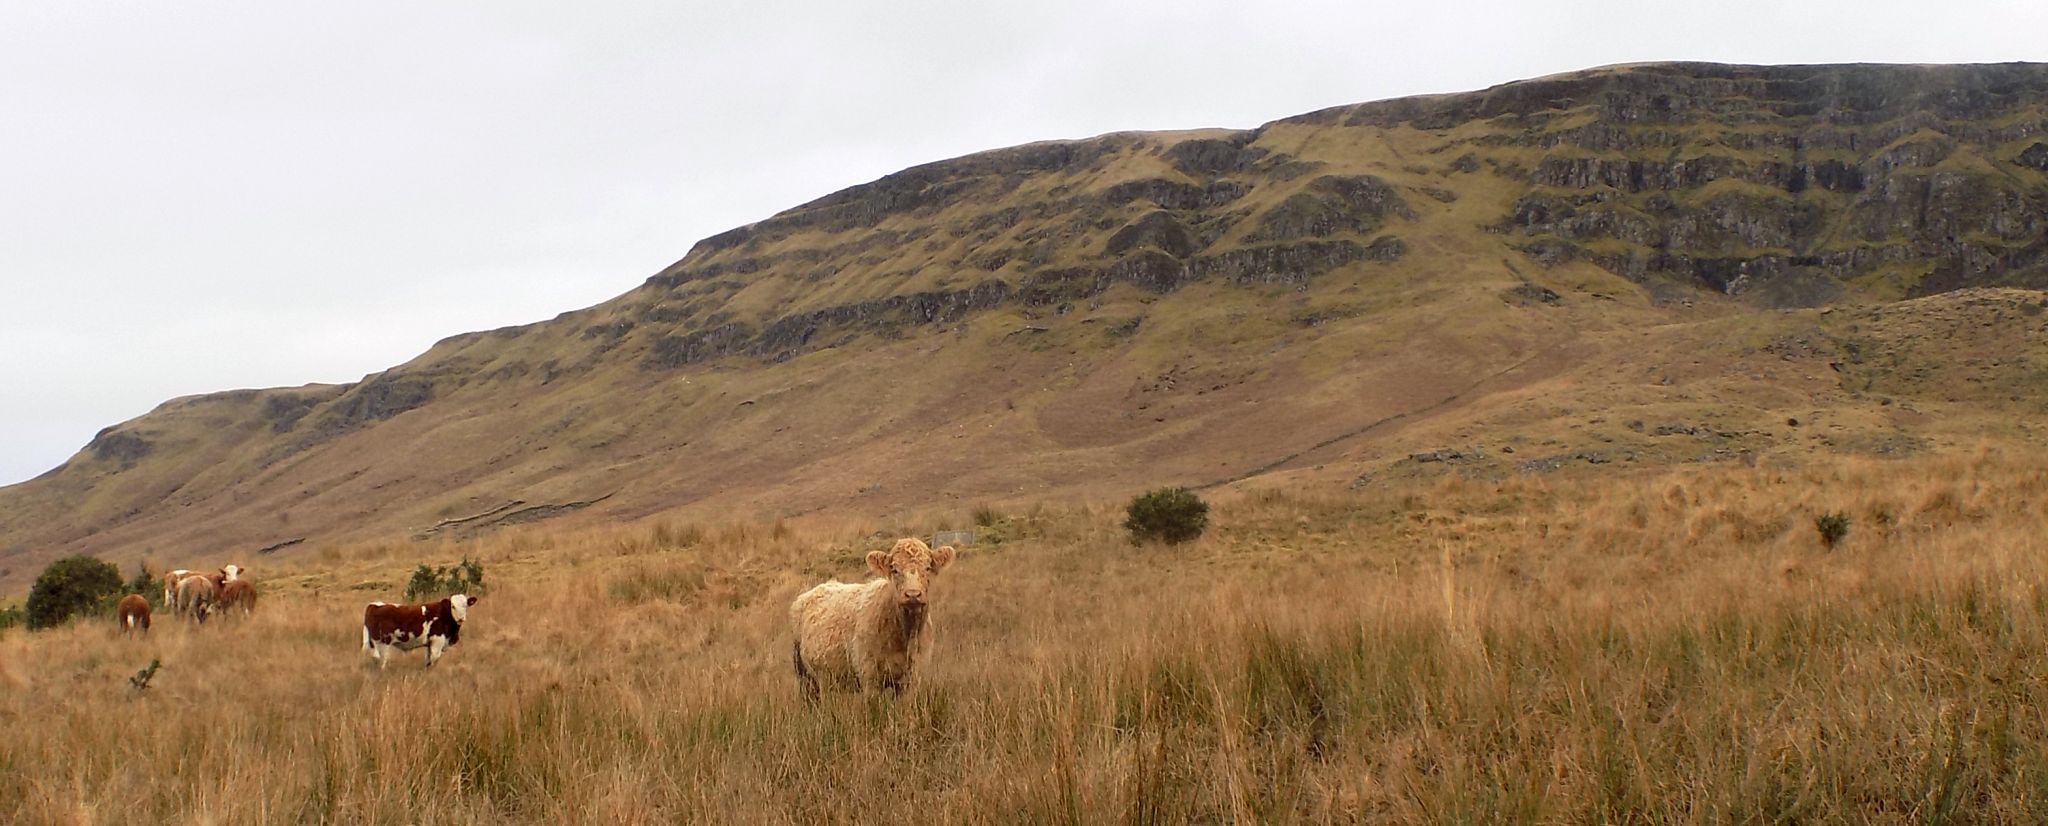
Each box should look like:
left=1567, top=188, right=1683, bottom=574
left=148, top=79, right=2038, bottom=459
left=4, top=448, right=2048, bottom=823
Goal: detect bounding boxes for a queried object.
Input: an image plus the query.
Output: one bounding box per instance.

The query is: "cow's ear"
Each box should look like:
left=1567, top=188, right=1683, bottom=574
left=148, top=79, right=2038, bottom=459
left=865, top=550, right=891, bottom=576
left=466, top=595, right=480, bottom=607
left=932, top=545, right=956, bottom=572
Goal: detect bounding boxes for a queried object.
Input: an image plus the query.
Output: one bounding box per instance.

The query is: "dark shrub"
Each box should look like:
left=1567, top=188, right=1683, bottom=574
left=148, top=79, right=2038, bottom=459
left=406, top=557, right=487, bottom=601
left=26, top=555, right=124, bottom=630
left=1815, top=511, right=1851, bottom=550
left=1125, top=487, right=1210, bottom=545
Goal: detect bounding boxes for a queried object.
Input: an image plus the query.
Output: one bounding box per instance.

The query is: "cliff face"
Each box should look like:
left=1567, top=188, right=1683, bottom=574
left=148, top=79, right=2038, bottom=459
left=1300, top=62, right=2048, bottom=303
left=5, top=62, right=2048, bottom=591
left=610, top=131, right=1413, bottom=376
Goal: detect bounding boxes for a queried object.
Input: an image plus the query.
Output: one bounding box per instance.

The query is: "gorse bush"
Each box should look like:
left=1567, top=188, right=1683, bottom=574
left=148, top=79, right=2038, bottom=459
left=406, top=557, right=486, bottom=601
left=1124, top=486, right=1210, bottom=545
left=26, top=555, right=123, bottom=630
left=1816, top=511, right=1852, bottom=549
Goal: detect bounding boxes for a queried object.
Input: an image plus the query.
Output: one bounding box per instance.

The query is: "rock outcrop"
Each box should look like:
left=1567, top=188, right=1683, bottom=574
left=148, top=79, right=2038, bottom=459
left=1345, top=62, right=2048, bottom=304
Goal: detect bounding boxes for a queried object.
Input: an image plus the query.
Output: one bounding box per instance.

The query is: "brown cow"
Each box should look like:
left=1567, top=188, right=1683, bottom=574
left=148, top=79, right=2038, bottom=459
left=362, top=595, right=478, bottom=669
left=116, top=594, right=151, bottom=633
left=217, top=579, right=257, bottom=617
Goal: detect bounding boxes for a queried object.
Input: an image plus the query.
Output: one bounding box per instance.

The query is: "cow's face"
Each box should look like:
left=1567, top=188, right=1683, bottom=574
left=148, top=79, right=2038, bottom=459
left=866, top=539, right=956, bottom=607
left=449, top=594, right=477, bottom=622
left=222, top=564, right=242, bottom=582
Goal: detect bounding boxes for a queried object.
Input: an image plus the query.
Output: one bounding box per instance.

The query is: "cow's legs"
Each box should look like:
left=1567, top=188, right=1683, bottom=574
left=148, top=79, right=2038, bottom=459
left=425, top=637, right=447, bottom=667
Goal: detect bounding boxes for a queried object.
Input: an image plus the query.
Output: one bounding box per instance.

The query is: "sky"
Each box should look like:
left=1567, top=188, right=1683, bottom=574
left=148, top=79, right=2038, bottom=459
left=2, top=1, right=2043, bottom=486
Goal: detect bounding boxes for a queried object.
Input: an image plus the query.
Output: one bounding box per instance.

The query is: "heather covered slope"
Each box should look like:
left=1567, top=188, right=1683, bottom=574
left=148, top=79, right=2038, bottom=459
left=5, top=62, right=2048, bottom=592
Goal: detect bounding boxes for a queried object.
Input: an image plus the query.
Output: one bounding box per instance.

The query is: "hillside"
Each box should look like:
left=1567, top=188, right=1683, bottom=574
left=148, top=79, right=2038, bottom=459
left=5, top=61, right=2048, bottom=592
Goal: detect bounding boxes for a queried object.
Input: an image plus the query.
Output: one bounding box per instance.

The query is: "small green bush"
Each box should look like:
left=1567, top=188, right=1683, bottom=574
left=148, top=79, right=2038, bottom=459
left=406, top=557, right=487, bottom=601
left=124, top=565, right=162, bottom=609
left=1124, top=487, right=1210, bottom=545
left=1815, top=511, right=1851, bottom=550
left=0, top=604, right=23, bottom=632
left=26, top=555, right=124, bottom=630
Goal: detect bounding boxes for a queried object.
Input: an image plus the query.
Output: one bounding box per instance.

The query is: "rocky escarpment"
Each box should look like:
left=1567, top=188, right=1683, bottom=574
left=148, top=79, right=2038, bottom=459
left=620, top=133, right=1414, bottom=368
left=1298, top=62, right=2048, bottom=304
left=612, top=63, right=2048, bottom=377
left=638, top=236, right=1399, bottom=368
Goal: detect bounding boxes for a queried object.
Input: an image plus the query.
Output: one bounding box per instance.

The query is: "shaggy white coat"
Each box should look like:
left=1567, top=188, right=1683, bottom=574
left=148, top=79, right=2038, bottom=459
left=790, top=539, right=955, bottom=698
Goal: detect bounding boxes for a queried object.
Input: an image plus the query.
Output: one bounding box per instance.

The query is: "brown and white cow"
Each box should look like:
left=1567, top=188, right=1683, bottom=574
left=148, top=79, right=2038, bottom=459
left=199, top=564, right=244, bottom=592
left=362, top=595, right=478, bottom=669
left=217, top=579, right=257, bottom=617
left=116, top=594, right=151, bottom=633
left=162, top=570, right=193, bottom=606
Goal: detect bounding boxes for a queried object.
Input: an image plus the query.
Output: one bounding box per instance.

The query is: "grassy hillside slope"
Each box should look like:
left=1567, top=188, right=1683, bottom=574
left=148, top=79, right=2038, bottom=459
left=5, top=62, right=2048, bottom=593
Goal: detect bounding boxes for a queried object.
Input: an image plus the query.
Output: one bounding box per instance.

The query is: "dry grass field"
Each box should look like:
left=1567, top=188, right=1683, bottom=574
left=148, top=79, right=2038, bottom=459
left=5, top=445, right=2048, bottom=824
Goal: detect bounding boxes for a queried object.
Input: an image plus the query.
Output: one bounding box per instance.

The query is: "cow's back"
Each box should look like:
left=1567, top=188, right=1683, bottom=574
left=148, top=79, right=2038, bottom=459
left=116, top=594, right=151, bottom=631
left=791, top=581, right=877, bottom=688
left=162, top=571, right=192, bottom=605
left=175, top=576, right=217, bottom=617
left=363, top=602, right=409, bottom=644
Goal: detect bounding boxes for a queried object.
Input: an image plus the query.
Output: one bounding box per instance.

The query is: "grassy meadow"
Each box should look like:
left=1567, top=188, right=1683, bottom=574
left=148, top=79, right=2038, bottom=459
left=5, top=446, right=2048, bottom=823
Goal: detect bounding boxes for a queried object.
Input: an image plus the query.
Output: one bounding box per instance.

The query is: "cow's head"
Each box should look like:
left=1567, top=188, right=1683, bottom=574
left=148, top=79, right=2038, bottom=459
left=449, top=594, right=478, bottom=622
left=222, top=564, right=242, bottom=582
left=865, top=538, right=955, bottom=610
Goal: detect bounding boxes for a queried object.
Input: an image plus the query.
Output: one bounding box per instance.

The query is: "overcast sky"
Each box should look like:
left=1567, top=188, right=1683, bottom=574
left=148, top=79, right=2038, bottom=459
left=2, top=1, right=2042, bottom=486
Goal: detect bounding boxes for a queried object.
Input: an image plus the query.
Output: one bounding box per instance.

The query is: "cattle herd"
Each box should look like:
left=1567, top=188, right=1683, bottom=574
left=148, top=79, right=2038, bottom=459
left=109, top=536, right=958, bottom=688
left=148, top=564, right=252, bottom=625
left=109, top=564, right=256, bottom=635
